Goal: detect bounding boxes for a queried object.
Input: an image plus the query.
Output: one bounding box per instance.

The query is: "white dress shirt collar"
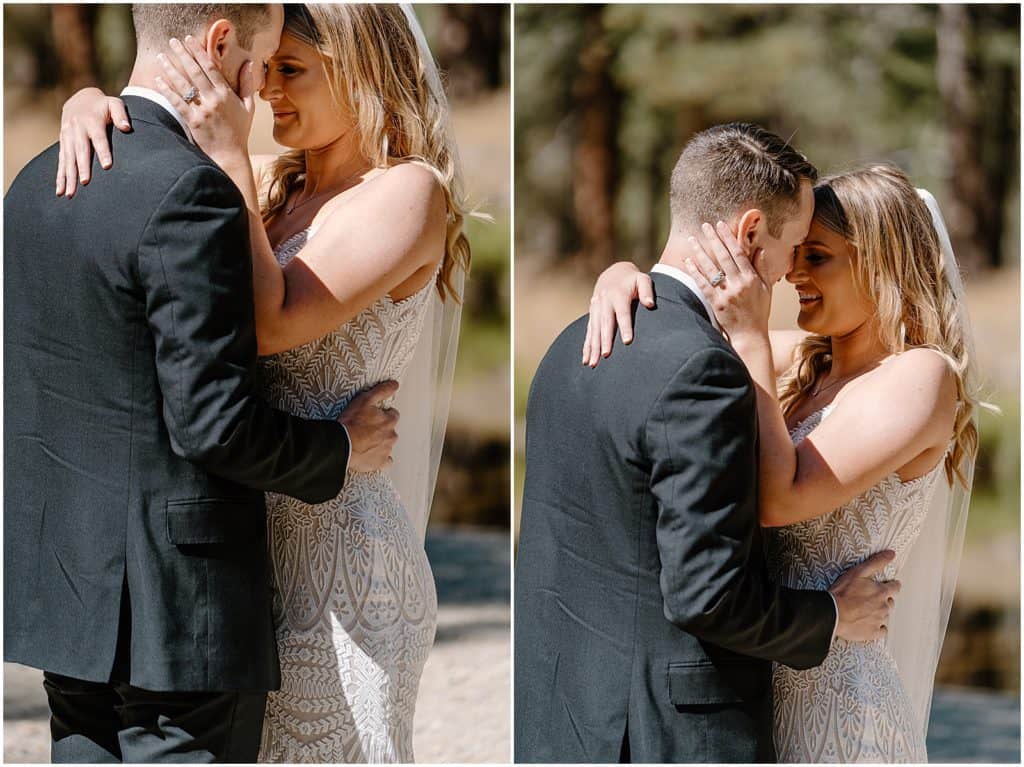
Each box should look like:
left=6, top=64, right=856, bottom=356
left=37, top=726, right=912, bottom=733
left=651, top=263, right=720, bottom=332
left=121, top=86, right=194, bottom=144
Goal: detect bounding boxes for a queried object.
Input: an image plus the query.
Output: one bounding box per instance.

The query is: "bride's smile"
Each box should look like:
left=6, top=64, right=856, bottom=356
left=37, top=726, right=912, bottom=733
left=787, top=217, right=874, bottom=337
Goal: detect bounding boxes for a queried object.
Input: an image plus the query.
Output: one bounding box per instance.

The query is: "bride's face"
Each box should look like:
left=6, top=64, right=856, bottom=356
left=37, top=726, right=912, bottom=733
left=786, top=217, right=875, bottom=336
left=259, top=32, right=355, bottom=149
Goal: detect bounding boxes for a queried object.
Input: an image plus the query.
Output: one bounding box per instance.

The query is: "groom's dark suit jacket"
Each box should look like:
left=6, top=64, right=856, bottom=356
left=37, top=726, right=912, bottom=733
left=514, top=272, right=837, bottom=763
left=4, top=96, right=350, bottom=692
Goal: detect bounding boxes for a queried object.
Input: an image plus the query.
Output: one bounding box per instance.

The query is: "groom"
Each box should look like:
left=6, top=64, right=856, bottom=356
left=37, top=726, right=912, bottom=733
left=514, top=123, right=898, bottom=763
left=5, top=4, right=397, bottom=763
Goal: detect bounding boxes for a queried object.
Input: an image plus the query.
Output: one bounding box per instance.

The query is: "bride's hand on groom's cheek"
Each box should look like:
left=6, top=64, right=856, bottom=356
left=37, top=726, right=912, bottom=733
left=153, top=35, right=256, bottom=159
left=684, top=221, right=771, bottom=337
left=583, top=263, right=655, bottom=367
left=56, top=88, right=132, bottom=198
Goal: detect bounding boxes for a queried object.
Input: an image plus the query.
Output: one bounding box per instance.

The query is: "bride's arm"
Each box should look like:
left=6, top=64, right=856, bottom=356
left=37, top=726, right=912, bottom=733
left=218, top=152, right=445, bottom=355
left=54, top=87, right=270, bottom=194
left=686, top=222, right=958, bottom=527
left=582, top=262, right=800, bottom=371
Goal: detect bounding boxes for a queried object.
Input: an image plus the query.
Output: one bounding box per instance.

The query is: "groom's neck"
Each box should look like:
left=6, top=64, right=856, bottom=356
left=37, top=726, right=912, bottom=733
left=127, top=57, right=164, bottom=91
left=658, top=229, right=697, bottom=273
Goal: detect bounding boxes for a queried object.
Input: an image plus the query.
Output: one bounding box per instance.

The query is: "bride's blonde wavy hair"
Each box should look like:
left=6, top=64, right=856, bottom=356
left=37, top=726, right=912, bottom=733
left=777, top=164, right=978, bottom=487
left=261, top=4, right=470, bottom=301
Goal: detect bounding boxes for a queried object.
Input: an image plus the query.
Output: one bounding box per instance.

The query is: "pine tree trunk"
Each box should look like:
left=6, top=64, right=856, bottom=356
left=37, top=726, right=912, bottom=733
left=936, top=5, right=995, bottom=274
left=572, top=6, right=620, bottom=274
left=51, top=5, right=99, bottom=95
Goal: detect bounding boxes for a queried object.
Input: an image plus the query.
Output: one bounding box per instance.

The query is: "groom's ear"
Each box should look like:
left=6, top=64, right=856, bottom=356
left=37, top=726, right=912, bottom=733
left=203, top=19, right=234, bottom=67
left=736, top=208, right=763, bottom=247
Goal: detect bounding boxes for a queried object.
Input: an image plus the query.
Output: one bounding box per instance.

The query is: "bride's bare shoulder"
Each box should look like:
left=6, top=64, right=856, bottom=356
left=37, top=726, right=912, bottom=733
left=842, top=347, right=958, bottom=437
left=327, top=163, right=446, bottom=232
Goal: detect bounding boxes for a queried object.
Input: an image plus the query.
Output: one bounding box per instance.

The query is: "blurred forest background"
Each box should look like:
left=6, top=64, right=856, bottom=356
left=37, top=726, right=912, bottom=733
left=514, top=1, right=1020, bottom=723
left=4, top=2, right=511, bottom=531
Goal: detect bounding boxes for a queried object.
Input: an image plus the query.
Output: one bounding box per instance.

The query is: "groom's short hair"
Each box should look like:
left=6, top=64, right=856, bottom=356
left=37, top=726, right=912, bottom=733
left=670, top=123, right=818, bottom=237
left=132, top=4, right=272, bottom=49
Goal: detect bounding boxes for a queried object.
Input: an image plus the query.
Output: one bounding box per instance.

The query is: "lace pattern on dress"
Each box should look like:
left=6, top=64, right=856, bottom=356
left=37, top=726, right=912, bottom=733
left=257, top=228, right=439, bottom=763
left=769, top=405, right=944, bottom=763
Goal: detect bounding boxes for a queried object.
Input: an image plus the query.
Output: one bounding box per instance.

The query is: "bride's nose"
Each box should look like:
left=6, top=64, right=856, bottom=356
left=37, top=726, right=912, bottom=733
left=260, top=70, right=282, bottom=102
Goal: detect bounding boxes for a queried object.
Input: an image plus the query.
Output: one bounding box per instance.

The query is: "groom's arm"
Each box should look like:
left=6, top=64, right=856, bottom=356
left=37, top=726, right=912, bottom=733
left=137, top=163, right=350, bottom=503
left=646, top=347, right=835, bottom=670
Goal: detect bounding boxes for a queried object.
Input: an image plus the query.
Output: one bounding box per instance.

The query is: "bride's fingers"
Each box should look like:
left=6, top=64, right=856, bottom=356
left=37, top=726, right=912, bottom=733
left=153, top=76, right=193, bottom=118
left=56, top=134, right=66, bottom=196
left=754, top=248, right=770, bottom=280
left=685, top=259, right=717, bottom=303
left=582, top=311, right=595, bottom=365
left=715, top=221, right=757, bottom=277
left=183, top=35, right=231, bottom=92
left=63, top=132, right=79, bottom=197
left=73, top=125, right=93, bottom=187
left=169, top=37, right=215, bottom=93
left=109, top=97, right=132, bottom=133
left=636, top=273, right=655, bottom=309
left=156, top=55, right=198, bottom=112
left=238, top=61, right=258, bottom=106
left=700, top=222, right=740, bottom=277
left=599, top=296, right=616, bottom=357
left=687, top=236, right=723, bottom=286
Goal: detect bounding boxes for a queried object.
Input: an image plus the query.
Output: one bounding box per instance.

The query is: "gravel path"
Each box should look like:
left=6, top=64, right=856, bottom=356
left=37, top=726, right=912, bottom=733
left=3, top=526, right=510, bottom=764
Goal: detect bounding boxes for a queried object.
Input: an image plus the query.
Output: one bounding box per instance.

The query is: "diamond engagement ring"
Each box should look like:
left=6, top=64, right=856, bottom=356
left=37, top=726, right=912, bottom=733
left=182, top=86, right=199, bottom=104
left=710, top=271, right=726, bottom=287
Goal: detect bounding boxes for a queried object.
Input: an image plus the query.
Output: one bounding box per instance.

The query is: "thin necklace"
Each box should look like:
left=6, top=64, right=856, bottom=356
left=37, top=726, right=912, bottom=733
left=810, top=375, right=852, bottom=398
left=810, top=359, right=884, bottom=397
left=285, top=167, right=372, bottom=216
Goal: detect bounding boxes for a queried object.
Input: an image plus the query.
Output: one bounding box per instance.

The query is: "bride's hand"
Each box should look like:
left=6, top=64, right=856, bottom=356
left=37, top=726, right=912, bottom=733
left=684, top=221, right=771, bottom=339
left=153, top=35, right=257, bottom=163
left=56, top=87, right=133, bottom=198
left=583, top=262, right=655, bottom=367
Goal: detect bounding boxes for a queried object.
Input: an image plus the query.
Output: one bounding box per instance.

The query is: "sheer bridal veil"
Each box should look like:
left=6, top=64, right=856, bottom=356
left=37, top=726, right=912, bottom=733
left=887, top=189, right=978, bottom=741
left=388, top=4, right=465, bottom=541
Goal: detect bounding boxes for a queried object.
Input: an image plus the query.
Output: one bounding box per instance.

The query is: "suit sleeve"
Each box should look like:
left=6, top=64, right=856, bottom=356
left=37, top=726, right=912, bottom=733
left=646, top=346, right=835, bottom=669
left=137, top=164, right=349, bottom=503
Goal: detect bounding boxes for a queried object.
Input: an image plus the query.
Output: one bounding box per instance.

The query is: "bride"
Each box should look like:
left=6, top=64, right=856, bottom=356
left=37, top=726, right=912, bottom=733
left=57, top=4, right=470, bottom=762
left=584, top=164, right=978, bottom=762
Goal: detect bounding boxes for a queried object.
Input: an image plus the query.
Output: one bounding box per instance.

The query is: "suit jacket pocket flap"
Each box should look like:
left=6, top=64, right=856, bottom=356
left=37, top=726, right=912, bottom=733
left=668, top=662, right=744, bottom=705
left=165, top=499, right=261, bottom=545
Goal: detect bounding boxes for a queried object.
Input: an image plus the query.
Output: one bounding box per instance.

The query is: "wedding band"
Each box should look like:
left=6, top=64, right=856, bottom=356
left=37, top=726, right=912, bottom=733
left=182, top=86, right=199, bottom=104
left=710, top=271, right=726, bottom=287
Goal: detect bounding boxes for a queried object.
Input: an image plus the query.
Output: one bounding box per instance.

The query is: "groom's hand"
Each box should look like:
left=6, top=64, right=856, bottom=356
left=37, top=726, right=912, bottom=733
left=339, top=381, right=400, bottom=472
left=829, top=550, right=900, bottom=642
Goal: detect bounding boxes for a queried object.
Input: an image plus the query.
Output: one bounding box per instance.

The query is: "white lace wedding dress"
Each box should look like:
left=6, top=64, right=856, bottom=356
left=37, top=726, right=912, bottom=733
left=257, top=228, right=439, bottom=763
left=767, top=404, right=945, bottom=763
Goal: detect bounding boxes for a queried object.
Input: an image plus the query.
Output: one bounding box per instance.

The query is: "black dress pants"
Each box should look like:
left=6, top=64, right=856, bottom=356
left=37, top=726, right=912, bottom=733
left=43, top=672, right=267, bottom=764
